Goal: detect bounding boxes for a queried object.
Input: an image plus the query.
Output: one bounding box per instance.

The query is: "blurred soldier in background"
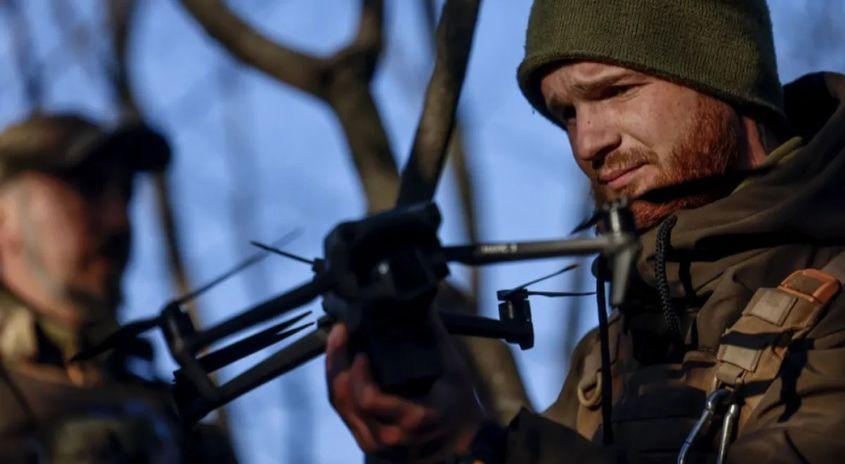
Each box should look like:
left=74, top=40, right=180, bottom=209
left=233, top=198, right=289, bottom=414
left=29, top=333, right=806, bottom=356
left=0, top=114, right=236, bottom=463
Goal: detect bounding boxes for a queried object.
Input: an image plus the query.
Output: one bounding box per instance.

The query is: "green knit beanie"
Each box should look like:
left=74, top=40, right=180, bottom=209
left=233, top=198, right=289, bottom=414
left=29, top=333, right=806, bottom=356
left=518, top=0, right=784, bottom=126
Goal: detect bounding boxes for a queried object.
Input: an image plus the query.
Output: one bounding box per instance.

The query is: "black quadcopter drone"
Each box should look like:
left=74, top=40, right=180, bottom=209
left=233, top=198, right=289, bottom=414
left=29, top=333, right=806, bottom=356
left=76, top=200, right=638, bottom=425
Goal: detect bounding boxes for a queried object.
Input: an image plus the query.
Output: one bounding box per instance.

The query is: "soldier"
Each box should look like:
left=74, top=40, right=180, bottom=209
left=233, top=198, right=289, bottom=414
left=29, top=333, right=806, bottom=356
left=327, top=1, right=845, bottom=463
left=0, top=114, right=236, bottom=463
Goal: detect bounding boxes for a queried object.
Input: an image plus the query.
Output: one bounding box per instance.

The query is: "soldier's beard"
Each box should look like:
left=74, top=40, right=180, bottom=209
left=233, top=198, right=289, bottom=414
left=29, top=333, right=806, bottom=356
left=591, top=97, right=746, bottom=230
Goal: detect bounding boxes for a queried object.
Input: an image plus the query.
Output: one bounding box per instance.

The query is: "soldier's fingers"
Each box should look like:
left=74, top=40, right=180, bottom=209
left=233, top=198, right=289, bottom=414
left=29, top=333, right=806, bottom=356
left=350, top=353, right=403, bottom=419
left=368, top=415, right=450, bottom=452
left=344, top=410, right=380, bottom=453
left=329, top=365, right=354, bottom=411
left=326, top=338, right=382, bottom=453
left=325, top=323, right=350, bottom=383
left=326, top=324, right=356, bottom=416
left=360, top=386, right=440, bottom=431
left=329, top=370, right=380, bottom=453
left=327, top=329, right=442, bottom=455
left=373, top=424, right=407, bottom=449
left=349, top=355, right=440, bottom=432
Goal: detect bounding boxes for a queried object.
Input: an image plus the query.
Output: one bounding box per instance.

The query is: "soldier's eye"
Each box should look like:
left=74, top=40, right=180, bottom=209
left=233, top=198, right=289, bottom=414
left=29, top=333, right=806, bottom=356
left=606, top=84, right=635, bottom=99
left=550, top=105, right=576, bottom=130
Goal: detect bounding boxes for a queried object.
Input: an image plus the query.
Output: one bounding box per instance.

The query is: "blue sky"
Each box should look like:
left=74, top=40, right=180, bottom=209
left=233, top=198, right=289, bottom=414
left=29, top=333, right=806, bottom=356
left=1, top=1, right=843, bottom=463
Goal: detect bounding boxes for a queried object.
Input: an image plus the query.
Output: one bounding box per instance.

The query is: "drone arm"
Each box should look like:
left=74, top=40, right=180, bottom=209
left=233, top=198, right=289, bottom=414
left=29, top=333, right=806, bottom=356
left=439, top=311, right=531, bottom=348
left=186, top=273, right=334, bottom=352
left=177, top=319, right=332, bottom=423
left=442, top=236, right=615, bottom=265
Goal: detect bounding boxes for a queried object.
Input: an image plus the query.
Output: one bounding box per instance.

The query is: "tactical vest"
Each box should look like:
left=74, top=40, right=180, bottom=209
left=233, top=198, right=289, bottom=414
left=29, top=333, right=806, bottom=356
left=571, top=254, right=845, bottom=463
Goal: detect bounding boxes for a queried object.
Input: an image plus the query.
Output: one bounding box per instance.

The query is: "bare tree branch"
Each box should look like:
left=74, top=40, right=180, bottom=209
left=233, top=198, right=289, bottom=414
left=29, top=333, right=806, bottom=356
left=396, top=0, right=480, bottom=206
left=447, top=133, right=480, bottom=291
left=347, top=0, right=383, bottom=67
left=106, top=0, right=195, bottom=318
left=179, top=0, right=399, bottom=212
left=107, top=0, right=141, bottom=119
left=150, top=174, right=195, bottom=303
left=49, top=0, right=103, bottom=85
left=178, top=0, right=324, bottom=96
left=413, top=0, right=531, bottom=423
left=421, top=0, right=480, bottom=298
left=106, top=0, right=194, bottom=308
left=105, top=0, right=233, bottom=434
left=4, top=0, right=43, bottom=111
left=0, top=0, right=104, bottom=99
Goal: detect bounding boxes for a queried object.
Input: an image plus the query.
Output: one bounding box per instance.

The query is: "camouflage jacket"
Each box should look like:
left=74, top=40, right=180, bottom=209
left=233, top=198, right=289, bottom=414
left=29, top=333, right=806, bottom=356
left=0, top=288, right=237, bottom=463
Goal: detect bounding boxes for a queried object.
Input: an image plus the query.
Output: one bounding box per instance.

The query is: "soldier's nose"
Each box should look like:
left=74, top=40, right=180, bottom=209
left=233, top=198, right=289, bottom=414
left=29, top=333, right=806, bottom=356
left=572, top=107, right=621, bottom=164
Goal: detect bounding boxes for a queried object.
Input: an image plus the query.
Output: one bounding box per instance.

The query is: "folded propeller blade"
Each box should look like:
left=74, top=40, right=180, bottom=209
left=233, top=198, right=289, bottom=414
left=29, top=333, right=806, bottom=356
left=71, top=315, right=161, bottom=362
left=525, top=290, right=595, bottom=298
left=517, top=263, right=579, bottom=289
left=571, top=210, right=602, bottom=234
left=497, top=263, right=579, bottom=300
left=176, top=228, right=303, bottom=305
left=248, top=241, right=315, bottom=267
left=197, top=312, right=313, bottom=373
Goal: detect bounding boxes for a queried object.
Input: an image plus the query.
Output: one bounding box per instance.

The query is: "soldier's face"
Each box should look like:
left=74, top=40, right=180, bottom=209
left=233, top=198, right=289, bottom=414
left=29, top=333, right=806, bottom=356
left=0, top=161, right=133, bottom=325
left=539, top=61, right=748, bottom=229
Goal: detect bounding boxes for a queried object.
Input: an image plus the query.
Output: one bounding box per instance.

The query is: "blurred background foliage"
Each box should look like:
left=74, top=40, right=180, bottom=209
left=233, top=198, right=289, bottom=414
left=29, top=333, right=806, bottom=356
left=0, top=1, right=842, bottom=462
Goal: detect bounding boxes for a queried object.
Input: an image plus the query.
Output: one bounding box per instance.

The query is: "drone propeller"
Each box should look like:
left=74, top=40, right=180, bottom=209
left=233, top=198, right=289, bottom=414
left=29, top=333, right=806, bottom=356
left=571, top=210, right=602, bottom=234
left=249, top=240, right=316, bottom=267
left=71, top=314, right=163, bottom=362
left=171, top=228, right=303, bottom=305
left=497, top=263, right=591, bottom=300
left=515, top=263, right=578, bottom=289
left=524, top=290, right=595, bottom=298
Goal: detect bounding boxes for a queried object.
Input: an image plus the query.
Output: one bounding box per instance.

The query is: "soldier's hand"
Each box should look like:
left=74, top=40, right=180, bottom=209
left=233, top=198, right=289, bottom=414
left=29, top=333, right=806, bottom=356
left=326, top=322, right=484, bottom=462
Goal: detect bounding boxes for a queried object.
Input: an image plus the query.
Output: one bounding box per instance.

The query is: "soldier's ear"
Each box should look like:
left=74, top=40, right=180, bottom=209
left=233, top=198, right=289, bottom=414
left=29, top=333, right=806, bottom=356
left=739, top=116, right=769, bottom=169
left=0, top=185, right=11, bottom=232
left=0, top=181, right=25, bottom=256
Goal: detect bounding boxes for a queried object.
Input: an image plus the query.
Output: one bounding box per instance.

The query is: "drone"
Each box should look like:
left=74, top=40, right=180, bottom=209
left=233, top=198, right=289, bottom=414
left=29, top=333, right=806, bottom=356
left=75, top=200, right=638, bottom=427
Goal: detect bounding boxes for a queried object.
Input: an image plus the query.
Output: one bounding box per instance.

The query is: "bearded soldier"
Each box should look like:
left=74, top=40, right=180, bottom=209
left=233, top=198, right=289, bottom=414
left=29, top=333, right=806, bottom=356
left=0, top=114, right=236, bottom=463
left=326, top=1, right=845, bottom=463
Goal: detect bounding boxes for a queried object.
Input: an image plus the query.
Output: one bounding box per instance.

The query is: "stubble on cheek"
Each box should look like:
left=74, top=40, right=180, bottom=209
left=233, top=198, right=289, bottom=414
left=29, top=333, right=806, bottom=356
left=589, top=96, right=745, bottom=230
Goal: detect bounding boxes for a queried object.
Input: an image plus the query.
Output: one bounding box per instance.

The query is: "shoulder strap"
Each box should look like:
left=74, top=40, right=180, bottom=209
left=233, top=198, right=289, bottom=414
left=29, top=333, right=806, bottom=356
left=715, top=251, right=845, bottom=429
